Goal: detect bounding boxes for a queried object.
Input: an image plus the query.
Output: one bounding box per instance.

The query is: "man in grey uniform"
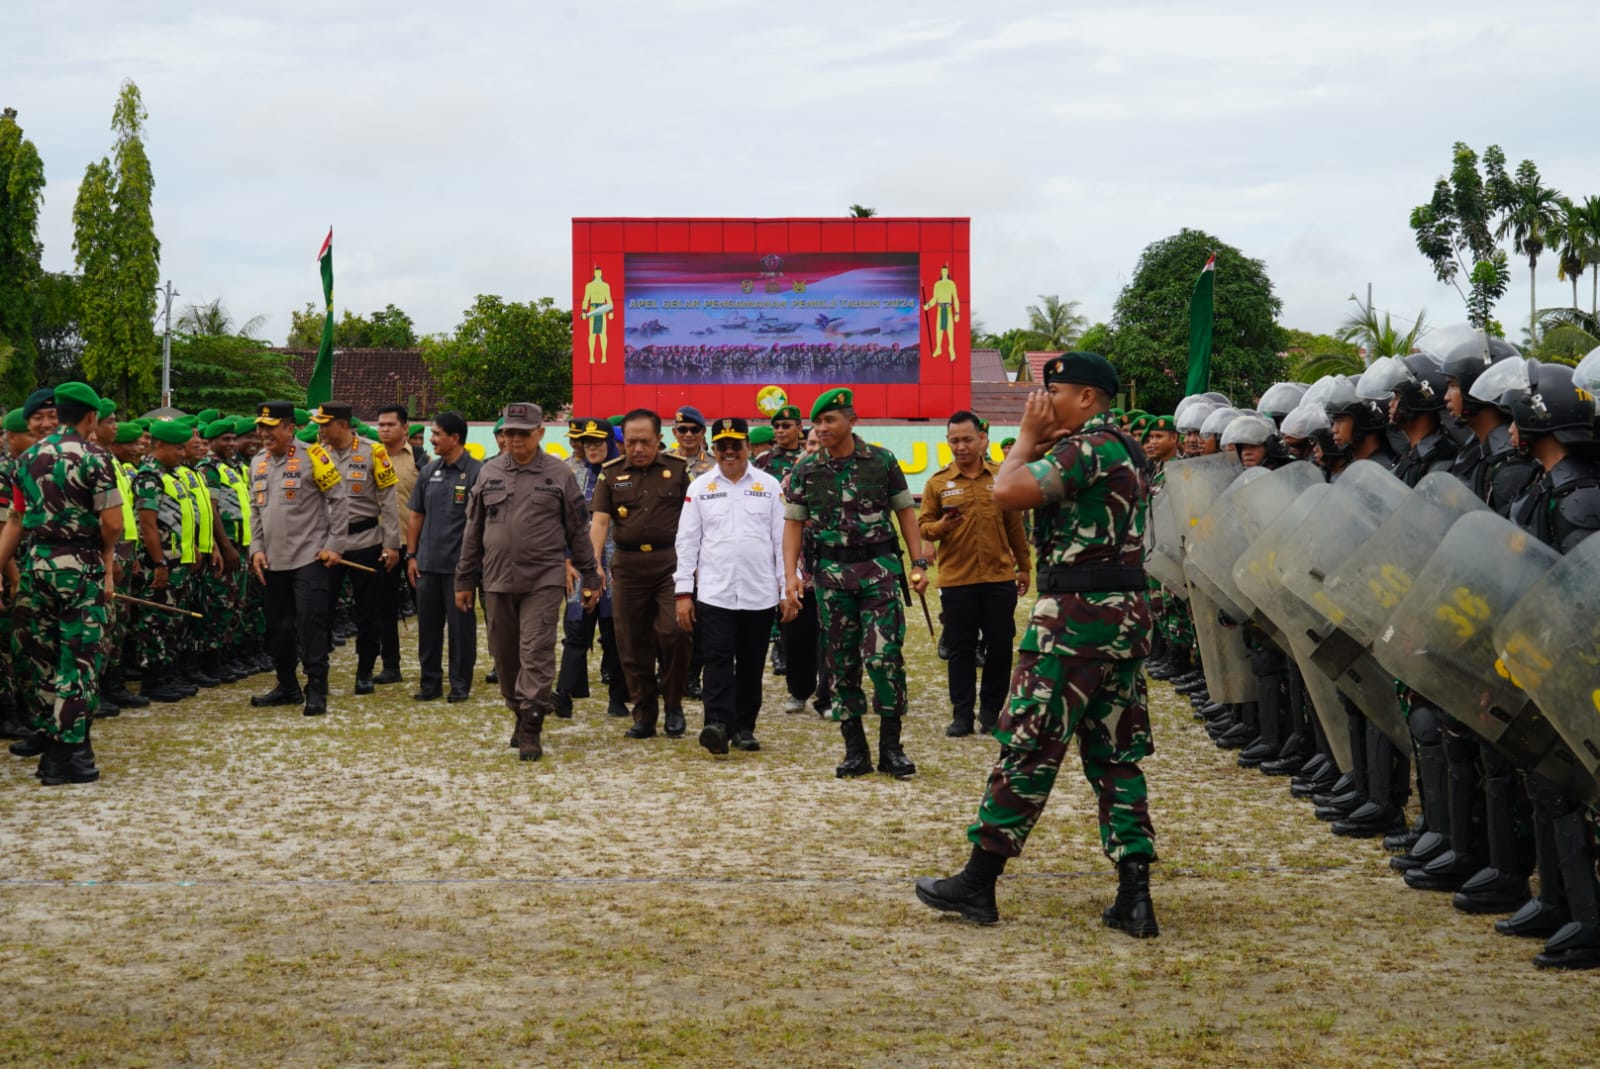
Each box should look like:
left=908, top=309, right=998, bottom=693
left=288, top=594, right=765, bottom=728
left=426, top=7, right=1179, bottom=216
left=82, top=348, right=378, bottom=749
left=311, top=402, right=402, bottom=695
left=247, top=400, right=349, bottom=716
left=407, top=412, right=482, bottom=703
left=456, top=402, right=601, bottom=761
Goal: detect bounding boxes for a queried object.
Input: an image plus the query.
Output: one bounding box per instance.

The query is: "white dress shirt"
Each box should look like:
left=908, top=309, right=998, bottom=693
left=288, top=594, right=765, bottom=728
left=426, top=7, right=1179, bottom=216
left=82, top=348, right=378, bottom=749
left=674, top=461, right=787, bottom=610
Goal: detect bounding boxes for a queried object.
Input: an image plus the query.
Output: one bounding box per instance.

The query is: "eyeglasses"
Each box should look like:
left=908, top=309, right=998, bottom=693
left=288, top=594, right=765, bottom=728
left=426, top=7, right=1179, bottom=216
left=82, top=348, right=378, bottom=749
left=674, top=425, right=702, bottom=435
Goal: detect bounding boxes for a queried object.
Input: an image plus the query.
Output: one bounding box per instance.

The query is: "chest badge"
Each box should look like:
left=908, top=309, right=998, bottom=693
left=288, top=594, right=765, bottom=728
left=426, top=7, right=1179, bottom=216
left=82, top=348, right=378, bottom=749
left=617, top=506, right=629, bottom=518
left=662, top=469, right=671, bottom=479
left=706, top=481, right=719, bottom=493
left=751, top=481, right=765, bottom=493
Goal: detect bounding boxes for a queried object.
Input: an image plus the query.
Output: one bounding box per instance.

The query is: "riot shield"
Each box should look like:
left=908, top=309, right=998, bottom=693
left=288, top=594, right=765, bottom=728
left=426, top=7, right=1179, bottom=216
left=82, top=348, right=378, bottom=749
left=1332, top=650, right=1410, bottom=750
left=1185, top=582, right=1255, bottom=704
left=1146, top=487, right=1186, bottom=594
left=1371, top=511, right=1584, bottom=794
left=1494, top=532, right=1600, bottom=806
left=1311, top=471, right=1490, bottom=677
left=1164, top=453, right=1243, bottom=534
left=1189, top=461, right=1323, bottom=624
left=1184, top=466, right=1272, bottom=624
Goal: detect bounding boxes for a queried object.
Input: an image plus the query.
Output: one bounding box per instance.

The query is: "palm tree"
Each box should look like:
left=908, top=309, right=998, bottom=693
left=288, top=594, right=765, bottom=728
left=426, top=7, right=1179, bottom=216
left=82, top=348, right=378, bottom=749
left=1496, top=160, right=1564, bottom=344
left=847, top=204, right=876, bottom=218
left=177, top=297, right=267, bottom=339
left=1581, top=195, right=1600, bottom=320
left=1024, top=295, right=1087, bottom=349
left=1553, top=197, right=1591, bottom=315
left=1337, top=303, right=1428, bottom=361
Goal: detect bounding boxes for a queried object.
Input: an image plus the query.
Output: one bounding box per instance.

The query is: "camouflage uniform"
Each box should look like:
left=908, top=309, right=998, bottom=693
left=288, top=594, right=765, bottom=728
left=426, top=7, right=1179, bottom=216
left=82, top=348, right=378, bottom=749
left=0, top=454, right=19, bottom=712
left=757, top=443, right=804, bottom=484
left=969, top=413, right=1156, bottom=862
left=196, top=454, right=247, bottom=656
left=131, top=456, right=194, bottom=672
left=11, top=428, right=121, bottom=743
left=668, top=445, right=716, bottom=480
left=783, top=434, right=912, bottom=722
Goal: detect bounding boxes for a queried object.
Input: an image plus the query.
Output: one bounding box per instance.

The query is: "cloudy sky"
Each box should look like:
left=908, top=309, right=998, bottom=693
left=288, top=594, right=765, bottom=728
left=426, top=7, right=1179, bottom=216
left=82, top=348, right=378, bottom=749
left=9, top=1, right=1598, bottom=347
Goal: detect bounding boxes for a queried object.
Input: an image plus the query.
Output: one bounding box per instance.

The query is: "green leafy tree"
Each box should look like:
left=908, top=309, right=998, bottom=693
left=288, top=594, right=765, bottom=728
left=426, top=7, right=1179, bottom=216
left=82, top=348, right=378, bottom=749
left=367, top=303, right=417, bottom=348
left=1579, top=195, right=1600, bottom=320
left=287, top=302, right=323, bottom=348
left=1410, top=142, right=1513, bottom=329
left=1105, top=229, right=1285, bottom=412
left=996, top=326, right=1048, bottom=372
left=168, top=333, right=300, bottom=414
left=421, top=295, right=571, bottom=419
left=32, top=271, right=83, bottom=383
left=847, top=204, right=876, bottom=218
left=177, top=296, right=266, bottom=339
left=1497, top=159, right=1564, bottom=345
left=1281, top=327, right=1363, bottom=381
left=287, top=302, right=415, bottom=349
left=0, top=107, right=46, bottom=406
left=1337, top=300, right=1428, bottom=361
left=1528, top=322, right=1598, bottom=367
left=1024, top=295, right=1087, bottom=349
left=72, top=81, right=160, bottom=408
left=1553, top=196, right=1595, bottom=316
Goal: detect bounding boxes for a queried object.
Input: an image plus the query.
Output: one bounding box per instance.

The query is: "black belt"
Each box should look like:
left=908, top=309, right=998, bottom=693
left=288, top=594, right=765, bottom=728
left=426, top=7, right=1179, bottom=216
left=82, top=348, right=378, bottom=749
left=1036, top=563, right=1147, bottom=593
left=815, top=539, right=897, bottom=564
left=615, top=541, right=673, bottom=554
left=349, top=517, right=377, bottom=535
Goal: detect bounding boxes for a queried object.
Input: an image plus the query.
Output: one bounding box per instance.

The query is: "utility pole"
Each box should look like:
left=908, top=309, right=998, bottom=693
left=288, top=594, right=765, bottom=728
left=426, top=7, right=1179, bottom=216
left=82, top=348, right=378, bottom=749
left=157, top=280, right=178, bottom=409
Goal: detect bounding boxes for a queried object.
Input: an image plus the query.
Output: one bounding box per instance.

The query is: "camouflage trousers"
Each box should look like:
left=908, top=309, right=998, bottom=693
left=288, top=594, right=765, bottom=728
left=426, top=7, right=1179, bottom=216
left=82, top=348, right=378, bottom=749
left=195, top=562, right=245, bottom=652
left=1161, top=594, right=1195, bottom=653
left=969, top=650, right=1155, bottom=862
left=815, top=579, right=906, bottom=721
left=134, top=563, right=190, bottom=669
left=14, top=549, right=110, bottom=744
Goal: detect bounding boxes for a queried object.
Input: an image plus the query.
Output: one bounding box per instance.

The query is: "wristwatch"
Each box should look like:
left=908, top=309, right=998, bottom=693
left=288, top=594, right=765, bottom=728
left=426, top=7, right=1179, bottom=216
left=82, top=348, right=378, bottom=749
left=912, top=558, right=931, bottom=570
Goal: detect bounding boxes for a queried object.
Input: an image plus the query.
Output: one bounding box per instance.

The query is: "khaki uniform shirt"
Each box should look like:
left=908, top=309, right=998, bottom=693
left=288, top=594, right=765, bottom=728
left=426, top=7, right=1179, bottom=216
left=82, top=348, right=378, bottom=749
left=918, top=460, right=1031, bottom=588
left=328, top=439, right=401, bottom=551
left=590, top=451, right=691, bottom=553
left=387, top=440, right=418, bottom=532
left=249, top=442, right=349, bottom=572
left=456, top=450, right=599, bottom=595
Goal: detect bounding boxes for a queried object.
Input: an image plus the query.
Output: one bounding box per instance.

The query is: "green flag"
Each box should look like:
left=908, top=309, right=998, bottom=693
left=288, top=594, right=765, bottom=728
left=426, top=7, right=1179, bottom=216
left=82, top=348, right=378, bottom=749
left=306, top=227, right=335, bottom=407
left=1184, top=254, right=1215, bottom=396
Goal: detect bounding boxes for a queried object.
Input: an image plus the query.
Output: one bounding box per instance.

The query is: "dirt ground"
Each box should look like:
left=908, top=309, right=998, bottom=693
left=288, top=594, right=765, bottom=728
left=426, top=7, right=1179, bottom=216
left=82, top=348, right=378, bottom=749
left=2, top=612, right=1597, bottom=1068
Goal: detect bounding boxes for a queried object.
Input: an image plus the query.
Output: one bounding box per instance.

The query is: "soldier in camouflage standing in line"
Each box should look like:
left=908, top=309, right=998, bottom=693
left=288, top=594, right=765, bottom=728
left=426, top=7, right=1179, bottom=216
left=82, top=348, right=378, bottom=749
left=916, top=353, right=1160, bottom=937
left=0, top=382, right=123, bottom=785
left=781, top=388, right=929, bottom=779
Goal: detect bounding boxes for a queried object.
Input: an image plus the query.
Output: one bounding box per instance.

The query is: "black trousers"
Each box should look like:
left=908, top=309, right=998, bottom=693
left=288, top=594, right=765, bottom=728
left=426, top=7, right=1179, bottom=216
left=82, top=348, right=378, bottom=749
left=327, top=543, right=385, bottom=674
left=416, top=570, right=477, bottom=696
left=782, top=587, right=821, bottom=701
left=379, top=562, right=404, bottom=672
left=557, top=610, right=628, bottom=702
left=698, top=602, right=774, bottom=734
left=265, top=562, right=331, bottom=684
left=940, top=580, right=1017, bottom=718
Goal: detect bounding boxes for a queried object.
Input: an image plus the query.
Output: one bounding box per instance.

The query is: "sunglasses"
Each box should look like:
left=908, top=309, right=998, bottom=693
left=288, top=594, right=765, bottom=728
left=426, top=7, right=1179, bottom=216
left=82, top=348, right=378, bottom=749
left=674, top=425, right=703, bottom=435
left=502, top=428, right=533, bottom=438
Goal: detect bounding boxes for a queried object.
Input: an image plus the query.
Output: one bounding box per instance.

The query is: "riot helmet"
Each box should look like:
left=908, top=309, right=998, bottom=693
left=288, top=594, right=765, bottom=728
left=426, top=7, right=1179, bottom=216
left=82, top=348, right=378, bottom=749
left=1175, top=400, right=1219, bottom=434
left=1468, top=356, right=1536, bottom=408
left=1508, top=363, right=1598, bottom=445
left=1303, top=374, right=1359, bottom=415
left=1574, top=345, right=1600, bottom=396
left=1257, top=382, right=1309, bottom=425
left=1357, top=353, right=1447, bottom=419
left=1199, top=406, right=1241, bottom=440
left=1441, top=331, right=1521, bottom=416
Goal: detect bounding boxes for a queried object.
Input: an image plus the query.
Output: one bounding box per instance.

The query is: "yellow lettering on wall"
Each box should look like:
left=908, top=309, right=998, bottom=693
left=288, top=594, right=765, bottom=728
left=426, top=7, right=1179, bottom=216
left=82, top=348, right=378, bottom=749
left=896, top=442, right=928, bottom=474
left=936, top=443, right=953, bottom=468
left=988, top=443, right=1003, bottom=463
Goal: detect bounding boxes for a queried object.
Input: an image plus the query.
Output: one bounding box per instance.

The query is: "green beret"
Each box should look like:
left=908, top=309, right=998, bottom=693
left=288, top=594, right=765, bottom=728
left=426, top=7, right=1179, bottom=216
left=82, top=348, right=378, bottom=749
left=55, top=381, right=102, bottom=410
left=196, top=408, right=220, bottom=424
left=177, top=416, right=199, bottom=430
left=149, top=420, right=192, bottom=445
left=21, top=387, right=55, bottom=418
left=1141, top=415, right=1177, bottom=438
left=296, top=425, right=320, bottom=443
left=131, top=419, right=150, bottom=433
left=771, top=405, right=803, bottom=424
left=1128, top=415, right=1151, bottom=433
left=293, top=407, right=311, bottom=426
left=358, top=425, right=378, bottom=441
left=408, top=423, right=425, bottom=437
left=232, top=416, right=258, bottom=436
left=606, top=415, right=624, bottom=426
left=3, top=409, right=27, bottom=434
left=748, top=425, right=775, bottom=446
left=114, top=421, right=144, bottom=444
left=1041, top=351, right=1120, bottom=396
left=1126, top=409, right=1149, bottom=422
left=1109, top=407, right=1125, bottom=419
left=999, top=436, right=1017, bottom=450
left=809, top=387, right=853, bottom=422
left=96, top=399, right=118, bottom=419
left=202, top=419, right=234, bottom=440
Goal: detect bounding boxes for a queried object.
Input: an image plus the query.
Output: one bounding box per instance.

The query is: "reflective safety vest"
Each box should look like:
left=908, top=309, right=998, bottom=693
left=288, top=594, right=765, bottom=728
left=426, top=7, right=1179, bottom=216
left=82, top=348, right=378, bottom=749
left=177, top=466, right=215, bottom=553
left=114, top=461, right=136, bottom=542
left=218, top=462, right=252, bottom=548
left=158, top=468, right=198, bottom=564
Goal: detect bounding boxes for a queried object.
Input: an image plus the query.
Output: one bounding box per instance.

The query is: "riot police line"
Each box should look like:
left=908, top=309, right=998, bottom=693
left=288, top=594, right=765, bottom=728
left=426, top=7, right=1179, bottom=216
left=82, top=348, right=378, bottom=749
left=1144, top=332, right=1600, bottom=971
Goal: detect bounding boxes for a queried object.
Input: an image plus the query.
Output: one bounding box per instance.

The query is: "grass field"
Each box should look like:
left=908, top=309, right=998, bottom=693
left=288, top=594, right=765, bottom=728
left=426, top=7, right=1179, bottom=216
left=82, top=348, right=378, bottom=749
left=2, top=606, right=1596, bottom=1068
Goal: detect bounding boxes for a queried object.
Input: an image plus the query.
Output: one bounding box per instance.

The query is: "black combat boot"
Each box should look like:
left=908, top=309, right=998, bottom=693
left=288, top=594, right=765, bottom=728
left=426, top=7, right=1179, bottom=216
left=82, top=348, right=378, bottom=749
left=1496, top=813, right=1569, bottom=938
left=1533, top=811, right=1600, bottom=970
left=184, top=657, right=220, bottom=688
left=1103, top=855, right=1160, bottom=938
left=552, top=690, right=574, bottom=719
left=102, top=671, right=148, bottom=710
left=915, top=843, right=1006, bottom=924
left=1405, top=756, right=1482, bottom=889
left=142, top=665, right=188, bottom=704
left=1454, top=769, right=1531, bottom=914
left=353, top=662, right=375, bottom=696
left=302, top=677, right=328, bottom=717
left=62, top=727, right=100, bottom=784
left=36, top=739, right=72, bottom=786
left=205, top=650, right=241, bottom=685
left=0, top=696, right=28, bottom=739
left=977, top=706, right=1000, bottom=736
left=251, top=673, right=304, bottom=708
left=372, top=664, right=402, bottom=685
left=835, top=718, right=872, bottom=778
left=10, top=730, right=47, bottom=758
left=519, top=710, right=544, bottom=762
left=945, top=710, right=974, bottom=738
left=877, top=717, right=916, bottom=779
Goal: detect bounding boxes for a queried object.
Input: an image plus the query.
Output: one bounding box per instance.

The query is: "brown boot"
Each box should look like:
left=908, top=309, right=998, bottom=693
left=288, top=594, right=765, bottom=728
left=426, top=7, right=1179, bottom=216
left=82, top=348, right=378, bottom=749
left=519, top=710, right=544, bottom=762
left=508, top=710, right=521, bottom=749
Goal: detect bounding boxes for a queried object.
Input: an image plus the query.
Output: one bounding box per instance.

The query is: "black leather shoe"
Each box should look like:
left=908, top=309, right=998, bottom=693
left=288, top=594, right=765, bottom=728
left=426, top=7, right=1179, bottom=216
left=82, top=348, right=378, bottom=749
left=413, top=688, right=442, bottom=702
left=945, top=716, right=974, bottom=738
left=684, top=677, right=703, bottom=701
left=552, top=691, right=573, bottom=719
left=446, top=691, right=470, bottom=704
left=373, top=668, right=402, bottom=685
left=624, top=723, right=657, bottom=740
left=915, top=874, right=999, bottom=925
left=699, top=722, right=730, bottom=755
left=354, top=676, right=375, bottom=696
left=606, top=699, right=630, bottom=718
left=664, top=708, right=686, bottom=738
left=733, top=730, right=761, bottom=752
left=251, top=682, right=304, bottom=708
left=485, top=670, right=498, bottom=684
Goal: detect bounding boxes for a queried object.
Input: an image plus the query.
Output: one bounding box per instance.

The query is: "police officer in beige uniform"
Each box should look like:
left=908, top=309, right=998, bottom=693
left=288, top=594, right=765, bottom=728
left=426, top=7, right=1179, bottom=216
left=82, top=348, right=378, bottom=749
left=312, top=402, right=402, bottom=694
left=456, top=402, right=600, bottom=761
left=590, top=408, right=693, bottom=740
left=247, top=400, right=349, bottom=716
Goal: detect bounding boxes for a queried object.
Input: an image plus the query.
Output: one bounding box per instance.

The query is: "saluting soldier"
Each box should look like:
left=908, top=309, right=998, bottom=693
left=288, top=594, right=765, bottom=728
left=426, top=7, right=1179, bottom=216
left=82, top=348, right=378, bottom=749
left=0, top=381, right=123, bottom=785
left=916, top=353, right=1159, bottom=937
left=455, top=402, right=600, bottom=762
left=248, top=400, right=349, bottom=717
left=590, top=408, right=693, bottom=740
left=311, top=402, right=402, bottom=694
left=781, top=387, right=929, bottom=779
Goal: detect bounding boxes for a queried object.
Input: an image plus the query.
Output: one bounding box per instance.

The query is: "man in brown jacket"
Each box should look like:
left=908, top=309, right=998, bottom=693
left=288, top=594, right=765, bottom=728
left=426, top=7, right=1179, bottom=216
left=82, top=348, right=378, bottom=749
left=919, top=410, right=1031, bottom=737
left=456, top=402, right=601, bottom=761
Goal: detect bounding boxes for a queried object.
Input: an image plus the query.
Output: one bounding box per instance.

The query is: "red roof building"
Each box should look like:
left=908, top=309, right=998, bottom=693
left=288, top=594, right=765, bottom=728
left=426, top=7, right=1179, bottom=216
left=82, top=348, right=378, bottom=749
left=278, top=349, right=443, bottom=421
